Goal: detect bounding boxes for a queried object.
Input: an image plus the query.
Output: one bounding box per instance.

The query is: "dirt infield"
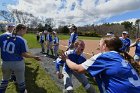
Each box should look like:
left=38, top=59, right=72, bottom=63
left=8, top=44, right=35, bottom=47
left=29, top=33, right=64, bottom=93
left=60, top=40, right=135, bottom=58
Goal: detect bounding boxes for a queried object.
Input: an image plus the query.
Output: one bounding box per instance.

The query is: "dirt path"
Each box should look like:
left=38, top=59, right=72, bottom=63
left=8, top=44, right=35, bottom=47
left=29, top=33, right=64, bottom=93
left=29, top=48, right=81, bottom=91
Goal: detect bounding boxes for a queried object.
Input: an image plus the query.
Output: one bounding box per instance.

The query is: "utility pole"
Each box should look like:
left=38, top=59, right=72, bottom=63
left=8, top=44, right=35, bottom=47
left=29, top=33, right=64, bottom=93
left=136, top=19, right=140, bottom=38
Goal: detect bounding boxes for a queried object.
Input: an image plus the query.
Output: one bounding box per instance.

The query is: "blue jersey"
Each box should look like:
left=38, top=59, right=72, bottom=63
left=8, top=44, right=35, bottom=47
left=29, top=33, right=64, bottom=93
left=68, top=32, right=78, bottom=47
left=119, top=37, right=131, bottom=52
left=82, top=51, right=140, bottom=93
left=46, top=34, right=53, bottom=42
left=0, top=34, right=29, bottom=61
left=39, top=34, right=45, bottom=43
left=53, top=36, right=59, bottom=44
left=135, top=42, right=140, bottom=56
left=55, top=50, right=86, bottom=72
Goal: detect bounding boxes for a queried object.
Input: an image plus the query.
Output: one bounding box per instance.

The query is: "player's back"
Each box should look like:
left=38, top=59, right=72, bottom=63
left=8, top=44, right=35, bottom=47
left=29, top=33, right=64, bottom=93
left=98, top=52, right=140, bottom=93
left=0, top=34, right=28, bottom=61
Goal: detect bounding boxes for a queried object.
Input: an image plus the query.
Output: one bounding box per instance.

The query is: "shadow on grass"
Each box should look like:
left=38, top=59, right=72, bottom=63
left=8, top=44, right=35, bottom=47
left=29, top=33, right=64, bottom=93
left=25, top=62, right=47, bottom=93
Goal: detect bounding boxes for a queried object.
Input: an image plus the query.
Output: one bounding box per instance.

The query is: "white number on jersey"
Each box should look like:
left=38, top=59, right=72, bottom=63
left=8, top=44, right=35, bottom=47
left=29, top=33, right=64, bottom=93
left=121, top=60, right=140, bottom=87
left=3, top=40, right=15, bottom=54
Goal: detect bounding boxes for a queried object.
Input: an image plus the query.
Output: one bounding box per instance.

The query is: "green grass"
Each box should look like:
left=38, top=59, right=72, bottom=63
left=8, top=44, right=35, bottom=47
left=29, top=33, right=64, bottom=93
left=0, top=33, right=99, bottom=93
left=75, top=85, right=99, bottom=93
left=24, top=59, right=61, bottom=93
left=24, top=33, right=41, bottom=48
left=0, top=59, right=62, bottom=93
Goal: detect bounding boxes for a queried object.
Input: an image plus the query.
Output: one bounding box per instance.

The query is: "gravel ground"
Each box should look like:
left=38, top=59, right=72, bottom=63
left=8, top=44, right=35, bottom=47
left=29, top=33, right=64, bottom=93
left=29, top=48, right=81, bottom=90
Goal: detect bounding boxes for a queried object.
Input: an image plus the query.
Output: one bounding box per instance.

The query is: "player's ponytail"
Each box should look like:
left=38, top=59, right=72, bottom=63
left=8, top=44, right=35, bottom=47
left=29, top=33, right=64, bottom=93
left=121, top=51, right=140, bottom=75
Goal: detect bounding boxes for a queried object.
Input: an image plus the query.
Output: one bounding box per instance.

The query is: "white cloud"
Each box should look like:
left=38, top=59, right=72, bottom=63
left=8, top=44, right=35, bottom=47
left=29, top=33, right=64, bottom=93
left=113, top=18, right=138, bottom=25
left=7, top=0, right=140, bottom=27
left=0, top=20, right=8, bottom=24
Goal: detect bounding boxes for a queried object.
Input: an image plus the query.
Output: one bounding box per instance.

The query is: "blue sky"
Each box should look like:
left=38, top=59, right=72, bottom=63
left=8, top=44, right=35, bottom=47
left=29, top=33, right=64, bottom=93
left=105, top=9, right=140, bottom=23
left=0, top=0, right=140, bottom=26
left=0, top=0, right=17, bottom=10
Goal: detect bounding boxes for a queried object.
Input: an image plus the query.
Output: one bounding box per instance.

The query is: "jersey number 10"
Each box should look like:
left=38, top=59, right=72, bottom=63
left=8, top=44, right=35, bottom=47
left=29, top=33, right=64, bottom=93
left=3, top=40, right=15, bottom=54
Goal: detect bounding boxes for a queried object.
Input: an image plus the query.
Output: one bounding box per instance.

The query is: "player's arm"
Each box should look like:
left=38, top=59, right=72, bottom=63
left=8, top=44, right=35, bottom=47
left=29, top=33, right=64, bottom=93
left=55, top=57, right=64, bottom=79
left=130, top=38, right=140, bottom=47
left=55, top=58, right=64, bottom=72
left=130, top=42, right=136, bottom=47
left=21, top=39, right=41, bottom=61
left=22, top=52, right=41, bottom=61
left=65, top=59, right=86, bottom=73
left=60, top=51, right=86, bottom=73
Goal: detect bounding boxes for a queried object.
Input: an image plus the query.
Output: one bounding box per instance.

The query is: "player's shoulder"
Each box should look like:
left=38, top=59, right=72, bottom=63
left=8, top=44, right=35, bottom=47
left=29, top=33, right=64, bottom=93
left=0, top=33, right=11, bottom=38
left=102, top=51, right=118, bottom=56
left=100, top=51, right=122, bottom=62
left=16, top=36, right=27, bottom=43
left=90, top=53, right=102, bottom=61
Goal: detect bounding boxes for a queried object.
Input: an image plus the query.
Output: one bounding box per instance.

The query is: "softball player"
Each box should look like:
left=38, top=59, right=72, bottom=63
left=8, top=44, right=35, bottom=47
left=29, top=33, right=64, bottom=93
left=55, top=40, right=96, bottom=93
left=46, top=31, right=53, bottom=55
left=39, top=32, right=45, bottom=53
left=67, top=25, right=78, bottom=50
left=52, top=31, right=59, bottom=57
left=119, top=31, right=131, bottom=52
left=4, top=23, right=15, bottom=35
left=130, top=38, right=140, bottom=66
left=63, top=36, right=140, bottom=93
left=4, top=23, right=16, bottom=83
left=0, top=24, right=41, bottom=93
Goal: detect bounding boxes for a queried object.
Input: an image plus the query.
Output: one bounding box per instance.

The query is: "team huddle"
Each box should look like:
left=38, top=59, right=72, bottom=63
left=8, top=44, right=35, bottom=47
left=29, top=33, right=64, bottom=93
left=0, top=23, right=140, bottom=93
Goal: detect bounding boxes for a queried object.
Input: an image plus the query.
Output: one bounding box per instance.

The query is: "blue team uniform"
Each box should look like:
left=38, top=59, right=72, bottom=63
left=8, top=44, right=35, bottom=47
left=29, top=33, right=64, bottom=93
left=0, top=34, right=28, bottom=61
left=55, top=50, right=86, bottom=72
left=55, top=50, right=93, bottom=92
left=46, top=33, right=53, bottom=42
left=39, top=34, right=45, bottom=53
left=68, top=32, right=78, bottom=47
left=46, top=33, right=53, bottom=55
left=53, top=36, right=59, bottom=56
left=134, top=42, right=140, bottom=56
left=39, top=34, right=45, bottom=43
left=119, top=37, right=131, bottom=52
left=133, top=42, right=140, bottom=62
left=82, top=51, right=140, bottom=93
left=53, top=37, right=59, bottom=45
left=0, top=33, right=28, bottom=93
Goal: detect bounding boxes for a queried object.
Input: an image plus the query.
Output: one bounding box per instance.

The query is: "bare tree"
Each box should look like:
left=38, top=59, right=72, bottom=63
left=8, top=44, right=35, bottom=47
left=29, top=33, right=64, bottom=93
left=29, top=17, right=41, bottom=28
left=11, top=9, right=34, bottom=24
left=0, top=10, right=15, bottom=22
